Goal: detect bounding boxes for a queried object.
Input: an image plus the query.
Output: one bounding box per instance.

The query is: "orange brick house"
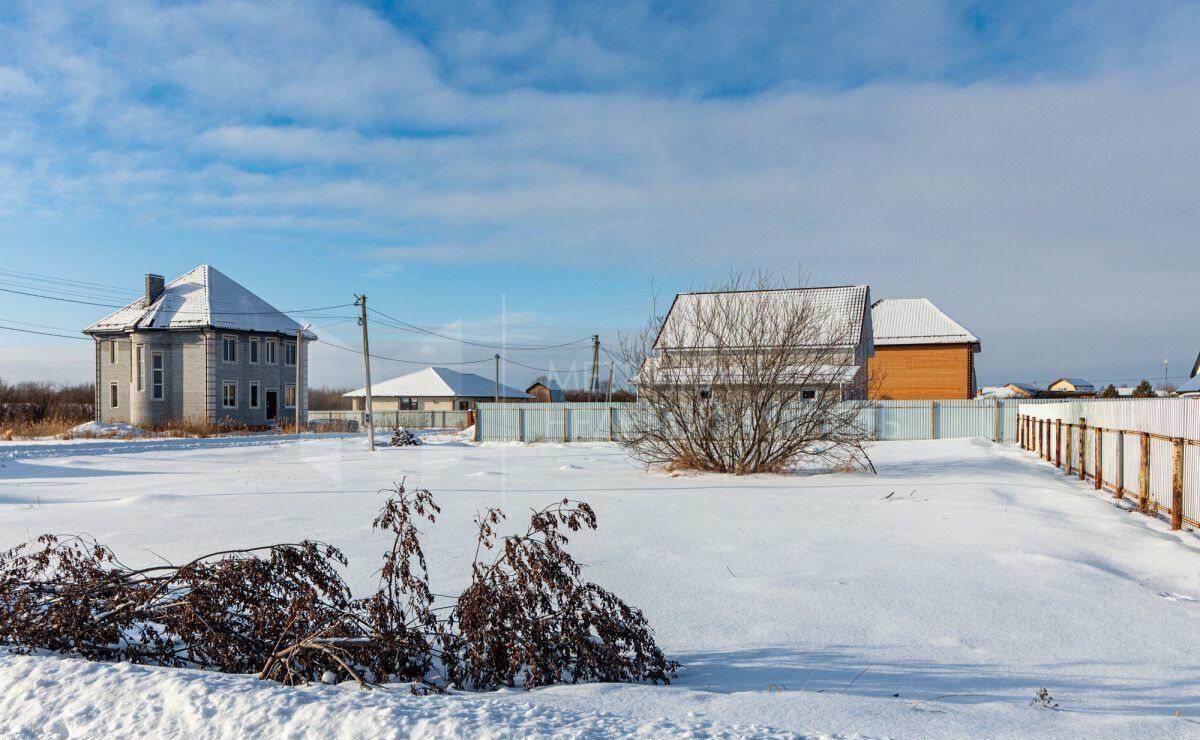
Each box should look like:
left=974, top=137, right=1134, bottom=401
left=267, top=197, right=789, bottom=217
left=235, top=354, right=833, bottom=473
left=868, top=298, right=980, bottom=400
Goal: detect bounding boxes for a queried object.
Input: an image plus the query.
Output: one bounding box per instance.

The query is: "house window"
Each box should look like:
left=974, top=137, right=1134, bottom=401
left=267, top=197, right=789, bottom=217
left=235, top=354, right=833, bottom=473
left=284, top=342, right=296, bottom=366
left=399, top=397, right=417, bottom=411
left=802, top=390, right=817, bottom=400
left=222, top=335, right=237, bottom=363
left=249, top=338, right=259, bottom=364
left=457, top=400, right=470, bottom=411
left=265, top=339, right=277, bottom=364
left=222, top=382, right=237, bottom=409
left=151, top=352, right=164, bottom=400
left=134, top=345, right=144, bottom=391
left=284, top=383, right=296, bottom=408
left=249, top=382, right=260, bottom=409
left=109, top=340, right=117, bottom=364
left=109, top=382, right=118, bottom=408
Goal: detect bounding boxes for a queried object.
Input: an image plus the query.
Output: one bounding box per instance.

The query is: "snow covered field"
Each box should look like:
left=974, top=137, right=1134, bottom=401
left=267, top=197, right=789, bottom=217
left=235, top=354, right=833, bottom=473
left=1, top=433, right=1198, bottom=738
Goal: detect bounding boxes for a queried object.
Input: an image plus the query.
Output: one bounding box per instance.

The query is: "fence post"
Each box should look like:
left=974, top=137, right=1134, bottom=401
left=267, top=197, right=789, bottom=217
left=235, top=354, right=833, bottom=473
left=1094, top=427, right=1103, bottom=491
left=930, top=400, right=937, bottom=439
left=1139, top=432, right=1150, bottom=513
left=609, top=406, right=616, bottom=442
left=1115, top=430, right=1124, bottom=499
left=1172, top=438, right=1184, bottom=530
left=518, top=407, right=525, bottom=442
left=1078, top=418, right=1087, bottom=481
left=1055, top=419, right=1062, bottom=468
left=1017, top=414, right=1024, bottom=448
left=563, top=407, right=569, bottom=443
left=1043, top=419, right=1049, bottom=460
left=1065, top=423, right=1073, bottom=475
left=993, top=399, right=1000, bottom=443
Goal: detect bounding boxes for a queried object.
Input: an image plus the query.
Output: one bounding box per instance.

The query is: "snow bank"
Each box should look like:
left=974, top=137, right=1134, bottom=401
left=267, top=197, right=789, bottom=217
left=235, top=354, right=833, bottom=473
left=64, top=421, right=146, bottom=438
left=0, top=653, right=805, bottom=739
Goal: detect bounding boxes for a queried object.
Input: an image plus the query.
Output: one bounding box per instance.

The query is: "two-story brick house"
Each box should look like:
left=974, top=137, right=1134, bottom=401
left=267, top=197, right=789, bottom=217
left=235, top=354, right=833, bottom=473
left=83, top=265, right=315, bottom=427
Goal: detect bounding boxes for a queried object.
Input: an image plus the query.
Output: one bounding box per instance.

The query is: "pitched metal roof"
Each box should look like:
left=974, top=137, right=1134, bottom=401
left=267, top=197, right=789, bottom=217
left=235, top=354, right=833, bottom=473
left=344, top=367, right=534, bottom=399
left=1177, top=374, right=1200, bottom=394
left=871, top=298, right=979, bottom=347
left=1050, top=377, right=1095, bottom=392
left=655, top=285, right=871, bottom=350
left=84, top=265, right=314, bottom=337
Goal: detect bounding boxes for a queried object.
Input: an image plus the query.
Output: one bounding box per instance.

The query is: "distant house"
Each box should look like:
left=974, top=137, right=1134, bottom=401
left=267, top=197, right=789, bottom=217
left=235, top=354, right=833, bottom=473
left=1000, top=382, right=1047, bottom=398
left=1048, top=378, right=1096, bottom=397
left=84, top=266, right=314, bottom=427
left=642, top=285, right=875, bottom=400
left=526, top=378, right=565, bottom=403
left=868, top=298, right=980, bottom=400
left=344, top=367, right=533, bottom=411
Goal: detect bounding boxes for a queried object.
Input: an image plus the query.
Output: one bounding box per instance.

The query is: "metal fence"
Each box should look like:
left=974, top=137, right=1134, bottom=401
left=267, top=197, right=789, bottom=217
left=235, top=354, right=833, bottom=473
left=1018, top=399, right=1200, bottom=529
left=473, top=398, right=1067, bottom=444
left=309, top=409, right=470, bottom=429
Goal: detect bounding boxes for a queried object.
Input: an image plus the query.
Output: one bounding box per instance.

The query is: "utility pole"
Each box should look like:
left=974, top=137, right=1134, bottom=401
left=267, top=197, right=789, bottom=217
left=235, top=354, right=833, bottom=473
left=1163, top=357, right=1169, bottom=391
left=494, top=353, right=500, bottom=402
left=590, top=334, right=600, bottom=400
left=605, top=363, right=613, bottom=403
left=295, top=326, right=303, bottom=434
left=357, top=295, right=375, bottom=451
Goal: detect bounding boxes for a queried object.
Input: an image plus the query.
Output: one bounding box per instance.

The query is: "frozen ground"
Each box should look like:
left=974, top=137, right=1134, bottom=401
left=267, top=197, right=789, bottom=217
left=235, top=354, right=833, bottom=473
left=1, top=432, right=1198, bottom=738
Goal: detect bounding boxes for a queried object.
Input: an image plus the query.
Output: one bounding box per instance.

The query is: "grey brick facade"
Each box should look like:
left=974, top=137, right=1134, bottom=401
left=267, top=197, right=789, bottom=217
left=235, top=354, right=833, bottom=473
left=94, top=330, right=310, bottom=427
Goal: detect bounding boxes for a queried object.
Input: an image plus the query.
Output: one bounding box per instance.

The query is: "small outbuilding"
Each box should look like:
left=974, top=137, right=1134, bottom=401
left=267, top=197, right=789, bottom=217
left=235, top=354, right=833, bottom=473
left=525, top=377, right=565, bottom=403
left=868, top=298, right=980, bottom=400
left=344, top=367, right=533, bottom=411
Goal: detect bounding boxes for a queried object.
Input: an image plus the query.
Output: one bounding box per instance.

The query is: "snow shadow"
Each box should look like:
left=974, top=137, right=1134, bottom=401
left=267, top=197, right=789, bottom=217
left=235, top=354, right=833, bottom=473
left=674, top=645, right=1200, bottom=715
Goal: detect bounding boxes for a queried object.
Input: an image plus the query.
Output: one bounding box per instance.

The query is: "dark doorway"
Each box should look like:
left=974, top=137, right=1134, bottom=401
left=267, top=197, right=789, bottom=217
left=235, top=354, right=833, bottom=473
left=265, top=390, right=278, bottom=421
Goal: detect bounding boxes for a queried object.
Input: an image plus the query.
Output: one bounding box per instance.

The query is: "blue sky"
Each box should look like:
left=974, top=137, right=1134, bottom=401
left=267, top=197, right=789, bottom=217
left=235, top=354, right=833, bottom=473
left=0, top=0, right=1197, bottom=390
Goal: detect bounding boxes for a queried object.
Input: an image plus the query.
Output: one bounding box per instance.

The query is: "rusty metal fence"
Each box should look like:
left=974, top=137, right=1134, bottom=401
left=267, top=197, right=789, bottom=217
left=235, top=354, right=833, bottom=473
left=1018, top=400, right=1200, bottom=530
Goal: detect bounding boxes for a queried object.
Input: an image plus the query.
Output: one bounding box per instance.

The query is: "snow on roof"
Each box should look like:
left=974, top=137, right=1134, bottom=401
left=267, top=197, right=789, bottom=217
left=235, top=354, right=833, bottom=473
left=656, top=285, right=871, bottom=350
left=1050, top=377, right=1095, bottom=391
left=871, top=298, right=979, bottom=347
left=344, top=367, right=534, bottom=399
left=1179, top=375, right=1200, bottom=394
left=84, top=266, right=314, bottom=337
left=1005, top=382, right=1046, bottom=395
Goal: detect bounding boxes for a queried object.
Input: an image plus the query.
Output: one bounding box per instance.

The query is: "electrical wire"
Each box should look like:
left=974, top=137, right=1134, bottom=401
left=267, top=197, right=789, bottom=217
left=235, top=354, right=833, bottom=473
left=0, top=323, right=91, bottom=341
left=366, top=306, right=593, bottom=351
left=313, top=337, right=496, bottom=367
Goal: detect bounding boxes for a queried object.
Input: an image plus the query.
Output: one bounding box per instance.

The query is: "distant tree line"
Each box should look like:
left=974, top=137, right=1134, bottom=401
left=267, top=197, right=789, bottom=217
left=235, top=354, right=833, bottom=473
left=0, top=378, right=94, bottom=423
left=308, top=386, right=355, bottom=410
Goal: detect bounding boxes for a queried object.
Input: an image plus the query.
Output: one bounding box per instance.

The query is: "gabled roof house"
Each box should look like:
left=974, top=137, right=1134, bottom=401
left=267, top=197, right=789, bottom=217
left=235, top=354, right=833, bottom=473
left=84, top=266, right=314, bottom=427
left=1048, top=378, right=1096, bottom=396
left=868, top=298, right=980, bottom=400
left=643, top=285, right=875, bottom=399
left=344, top=367, right=533, bottom=411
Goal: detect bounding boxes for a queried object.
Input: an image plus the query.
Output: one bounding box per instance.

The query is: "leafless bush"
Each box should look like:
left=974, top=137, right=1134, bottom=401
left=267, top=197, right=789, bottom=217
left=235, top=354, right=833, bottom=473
left=617, top=272, right=875, bottom=474
left=441, top=500, right=679, bottom=690
left=0, top=484, right=675, bottom=692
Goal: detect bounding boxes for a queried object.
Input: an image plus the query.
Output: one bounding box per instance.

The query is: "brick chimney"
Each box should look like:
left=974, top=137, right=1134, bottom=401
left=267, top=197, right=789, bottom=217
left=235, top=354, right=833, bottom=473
left=145, top=274, right=165, bottom=306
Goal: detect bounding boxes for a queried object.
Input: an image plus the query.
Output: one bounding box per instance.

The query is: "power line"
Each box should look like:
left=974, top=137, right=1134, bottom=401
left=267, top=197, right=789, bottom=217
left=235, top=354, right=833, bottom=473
left=366, top=306, right=593, bottom=351
left=313, top=337, right=495, bottom=367
left=0, top=323, right=90, bottom=341
left=0, top=286, right=356, bottom=317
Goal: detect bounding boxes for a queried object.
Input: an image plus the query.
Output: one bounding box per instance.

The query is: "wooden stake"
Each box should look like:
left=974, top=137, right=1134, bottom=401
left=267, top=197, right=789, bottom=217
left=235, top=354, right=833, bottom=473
left=1055, top=419, right=1062, bottom=468
left=1078, top=418, right=1087, bottom=481
left=1094, top=427, right=1103, bottom=491
left=1171, top=438, right=1184, bottom=530
left=1139, top=432, right=1150, bottom=513
left=1115, top=430, right=1124, bottom=499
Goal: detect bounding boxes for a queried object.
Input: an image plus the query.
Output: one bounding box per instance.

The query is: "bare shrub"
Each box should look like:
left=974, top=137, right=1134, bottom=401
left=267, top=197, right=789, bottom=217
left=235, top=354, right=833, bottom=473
left=617, top=271, right=875, bottom=474
left=441, top=499, right=679, bottom=690
left=389, top=427, right=422, bottom=447
left=0, top=484, right=675, bottom=693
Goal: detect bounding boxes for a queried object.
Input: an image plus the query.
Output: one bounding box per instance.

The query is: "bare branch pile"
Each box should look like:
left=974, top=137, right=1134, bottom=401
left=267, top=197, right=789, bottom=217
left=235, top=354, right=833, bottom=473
left=0, top=483, right=676, bottom=692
